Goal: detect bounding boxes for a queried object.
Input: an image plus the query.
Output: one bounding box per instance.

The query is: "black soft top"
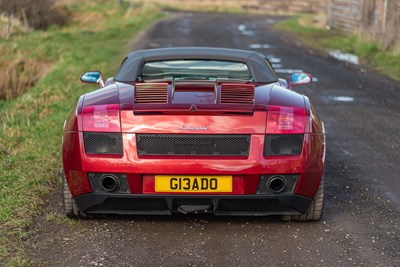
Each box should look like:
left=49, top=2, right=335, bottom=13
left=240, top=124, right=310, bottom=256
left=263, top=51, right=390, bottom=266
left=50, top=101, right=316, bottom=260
left=114, top=47, right=278, bottom=83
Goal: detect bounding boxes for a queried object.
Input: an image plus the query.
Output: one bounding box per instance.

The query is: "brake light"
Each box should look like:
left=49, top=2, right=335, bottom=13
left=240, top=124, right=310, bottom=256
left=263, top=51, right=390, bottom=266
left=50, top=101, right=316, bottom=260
left=266, top=105, right=306, bottom=134
left=82, top=104, right=121, bottom=132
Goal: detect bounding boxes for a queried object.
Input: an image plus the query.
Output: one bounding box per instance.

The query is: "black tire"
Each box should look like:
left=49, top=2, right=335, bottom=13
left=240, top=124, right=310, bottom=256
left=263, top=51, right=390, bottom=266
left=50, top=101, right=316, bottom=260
left=62, top=170, right=89, bottom=219
left=281, top=177, right=324, bottom=222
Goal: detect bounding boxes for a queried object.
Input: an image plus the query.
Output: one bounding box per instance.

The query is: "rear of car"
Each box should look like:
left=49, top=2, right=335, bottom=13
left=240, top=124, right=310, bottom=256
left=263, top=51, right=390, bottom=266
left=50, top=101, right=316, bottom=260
left=62, top=47, right=325, bottom=220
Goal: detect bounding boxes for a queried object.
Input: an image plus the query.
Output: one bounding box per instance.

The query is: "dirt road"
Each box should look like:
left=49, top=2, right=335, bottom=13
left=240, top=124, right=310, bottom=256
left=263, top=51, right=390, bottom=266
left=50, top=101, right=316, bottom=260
left=30, top=13, right=400, bottom=266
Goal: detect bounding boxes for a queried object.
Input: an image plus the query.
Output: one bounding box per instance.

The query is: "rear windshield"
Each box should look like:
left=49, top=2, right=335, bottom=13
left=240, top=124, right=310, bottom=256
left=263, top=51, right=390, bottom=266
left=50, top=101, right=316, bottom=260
left=140, top=60, right=252, bottom=81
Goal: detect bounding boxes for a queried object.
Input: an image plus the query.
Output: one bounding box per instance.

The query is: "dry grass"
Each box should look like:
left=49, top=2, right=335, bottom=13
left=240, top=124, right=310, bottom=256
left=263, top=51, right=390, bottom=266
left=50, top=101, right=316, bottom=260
left=299, top=12, right=327, bottom=29
left=0, top=0, right=65, bottom=101
left=0, top=0, right=68, bottom=30
left=148, top=0, right=255, bottom=13
left=0, top=44, right=51, bottom=100
left=143, top=0, right=327, bottom=14
left=70, top=10, right=105, bottom=30
left=0, top=14, right=24, bottom=38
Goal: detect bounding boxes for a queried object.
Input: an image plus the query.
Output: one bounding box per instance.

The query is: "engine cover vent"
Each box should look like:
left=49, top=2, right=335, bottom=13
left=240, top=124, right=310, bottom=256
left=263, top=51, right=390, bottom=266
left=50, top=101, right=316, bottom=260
left=220, top=84, right=255, bottom=104
left=134, top=83, right=168, bottom=104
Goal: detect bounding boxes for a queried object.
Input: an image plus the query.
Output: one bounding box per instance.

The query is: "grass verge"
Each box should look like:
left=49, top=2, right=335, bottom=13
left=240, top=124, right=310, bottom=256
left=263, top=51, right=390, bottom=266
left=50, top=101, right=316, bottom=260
left=144, top=0, right=265, bottom=14
left=275, top=14, right=400, bottom=81
left=0, top=0, right=163, bottom=265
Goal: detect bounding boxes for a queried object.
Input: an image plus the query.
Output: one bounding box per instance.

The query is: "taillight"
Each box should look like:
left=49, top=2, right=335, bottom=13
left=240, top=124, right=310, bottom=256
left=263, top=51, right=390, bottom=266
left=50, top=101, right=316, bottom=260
left=266, top=105, right=306, bottom=134
left=82, top=104, right=121, bottom=132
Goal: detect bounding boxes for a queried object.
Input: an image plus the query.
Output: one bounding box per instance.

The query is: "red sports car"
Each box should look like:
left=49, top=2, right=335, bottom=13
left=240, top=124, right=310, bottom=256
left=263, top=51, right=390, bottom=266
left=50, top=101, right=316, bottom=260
left=62, top=47, right=325, bottom=221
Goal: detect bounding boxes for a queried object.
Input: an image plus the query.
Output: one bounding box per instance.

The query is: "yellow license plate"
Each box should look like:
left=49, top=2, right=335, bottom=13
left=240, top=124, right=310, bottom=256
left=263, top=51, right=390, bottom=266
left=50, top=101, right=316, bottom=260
left=155, top=175, right=232, bottom=193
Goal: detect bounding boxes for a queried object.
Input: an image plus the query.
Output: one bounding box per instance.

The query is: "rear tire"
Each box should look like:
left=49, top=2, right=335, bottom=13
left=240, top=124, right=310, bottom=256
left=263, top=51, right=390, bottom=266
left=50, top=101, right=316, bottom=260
left=281, top=177, right=324, bottom=222
left=62, top=170, right=89, bottom=219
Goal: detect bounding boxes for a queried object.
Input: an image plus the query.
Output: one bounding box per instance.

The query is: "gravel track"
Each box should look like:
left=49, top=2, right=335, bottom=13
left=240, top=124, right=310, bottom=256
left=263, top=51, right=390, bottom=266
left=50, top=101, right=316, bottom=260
left=29, top=13, right=400, bottom=266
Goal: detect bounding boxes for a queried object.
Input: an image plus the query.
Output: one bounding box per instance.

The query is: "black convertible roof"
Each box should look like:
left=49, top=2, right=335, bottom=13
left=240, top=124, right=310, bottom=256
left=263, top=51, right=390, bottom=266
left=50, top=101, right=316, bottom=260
left=114, top=47, right=277, bottom=83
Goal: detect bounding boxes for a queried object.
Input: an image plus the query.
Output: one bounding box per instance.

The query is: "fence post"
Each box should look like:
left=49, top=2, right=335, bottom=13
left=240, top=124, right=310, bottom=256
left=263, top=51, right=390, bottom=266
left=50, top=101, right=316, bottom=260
left=361, top=0, right=369, bottom=28
left=382, top=0, right=388, bottom=32
left=327, top=0, right=332, bottom=27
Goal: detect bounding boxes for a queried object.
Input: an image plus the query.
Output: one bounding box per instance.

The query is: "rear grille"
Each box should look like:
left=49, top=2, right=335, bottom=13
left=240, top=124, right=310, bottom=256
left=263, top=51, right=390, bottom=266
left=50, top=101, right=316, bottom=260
left=264, top=134, right=304, bottom=156
left=220, top=84, right=255, bottom=104
left=136, top=134, right=250, bottom=156
left=84, top=132, right=123, bottom=155
left=134, top=83, right=168, bottom=104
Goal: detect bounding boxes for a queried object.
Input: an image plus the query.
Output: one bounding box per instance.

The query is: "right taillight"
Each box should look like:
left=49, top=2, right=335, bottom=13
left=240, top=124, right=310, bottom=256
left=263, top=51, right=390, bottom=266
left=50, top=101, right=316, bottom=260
left=266, top=105, right=306, bottom=134
left=265, top=105, right=306, bottom=156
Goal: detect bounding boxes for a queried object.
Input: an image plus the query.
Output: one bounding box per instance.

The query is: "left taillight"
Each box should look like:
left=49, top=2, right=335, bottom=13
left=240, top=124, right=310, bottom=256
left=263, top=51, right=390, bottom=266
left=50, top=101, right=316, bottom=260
left=82, top=104, right=121, bottom=132
left=266, top=105, right=306, bottom=134
left=82, top=104, right=122, bottom=155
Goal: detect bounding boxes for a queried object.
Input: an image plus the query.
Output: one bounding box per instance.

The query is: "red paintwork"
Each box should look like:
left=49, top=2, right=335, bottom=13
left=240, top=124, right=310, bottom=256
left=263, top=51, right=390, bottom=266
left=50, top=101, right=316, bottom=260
left=62, top=131, right=91, bottom=195
left=62, top=79, right=325, bottom=200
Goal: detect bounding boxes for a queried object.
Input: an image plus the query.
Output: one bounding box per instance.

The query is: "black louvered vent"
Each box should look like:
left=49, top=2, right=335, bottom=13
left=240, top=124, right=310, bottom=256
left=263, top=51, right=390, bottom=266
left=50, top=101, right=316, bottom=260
left=220, top=84, right=255, bottom=104
left=264, top=134, right=304, bottom=156
left=137, top=134, right=250, bottom=156
left=84, top=132, right=123, bottom=155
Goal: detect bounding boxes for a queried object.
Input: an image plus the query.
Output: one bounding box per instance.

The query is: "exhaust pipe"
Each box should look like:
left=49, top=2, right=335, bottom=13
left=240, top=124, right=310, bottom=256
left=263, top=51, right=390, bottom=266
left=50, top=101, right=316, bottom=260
left=268, top=176, right=287, bottom=193
left=100, top=174, right=120, bottom=192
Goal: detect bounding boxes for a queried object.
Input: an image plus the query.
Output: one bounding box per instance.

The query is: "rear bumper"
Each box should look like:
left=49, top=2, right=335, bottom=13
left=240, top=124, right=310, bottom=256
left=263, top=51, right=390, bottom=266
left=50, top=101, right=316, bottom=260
left=63, top=131, right=325, bottom=198
left=74, top=193, right=312, bottom=216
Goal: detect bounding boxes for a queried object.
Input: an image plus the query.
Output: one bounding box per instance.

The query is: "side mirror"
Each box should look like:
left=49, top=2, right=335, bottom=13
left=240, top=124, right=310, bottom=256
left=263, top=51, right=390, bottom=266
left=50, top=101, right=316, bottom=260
left=80, top=71, right=104, bottom=88
left=287, top=72, right=313, bottom=89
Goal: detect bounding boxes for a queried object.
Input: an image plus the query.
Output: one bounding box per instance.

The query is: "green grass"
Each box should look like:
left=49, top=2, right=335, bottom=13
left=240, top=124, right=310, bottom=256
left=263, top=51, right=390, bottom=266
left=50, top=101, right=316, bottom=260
left=276, top=15, right=400, bottom=81
left=0, top=1, right=163, bottom=265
